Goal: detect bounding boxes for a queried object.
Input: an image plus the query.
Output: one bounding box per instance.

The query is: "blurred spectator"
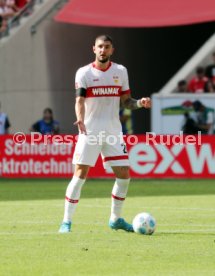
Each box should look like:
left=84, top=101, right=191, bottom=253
left=188, top=67, right=208, bottom=93
left=0, top=101, right=11, bottom=134
left=204, top=80, right=215, bottom=93
left=205, top=52, right=215, bottom=83
left=0, top=0, right=34, bottom=37
left=181, top=112, right=200, bottom=134
left=15, top=0, right=29, bottom=9
left=31, top=108, right=60, bottom=135
left=6, top=0, right=19, bottom=13
left=0, top=0, right=15, bottom=18
left=120, top=108, right=133, bottom=134
left=177, top=80, right=187, bottom=93
left=192, top=100, right=214, bottom=134
left=0, top=14, right=7, bottom=32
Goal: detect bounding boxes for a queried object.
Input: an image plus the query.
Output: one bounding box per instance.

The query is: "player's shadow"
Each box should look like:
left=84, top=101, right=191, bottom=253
left=0, top=179, right=215, bottom=201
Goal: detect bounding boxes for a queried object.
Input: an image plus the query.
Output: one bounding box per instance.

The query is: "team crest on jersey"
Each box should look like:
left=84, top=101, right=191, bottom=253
left=113, top=76, right=119, bottom=84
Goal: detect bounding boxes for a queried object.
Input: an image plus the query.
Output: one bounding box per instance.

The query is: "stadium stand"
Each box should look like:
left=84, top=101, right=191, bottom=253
left=175, top=53, right=215, bottom=94
left=0, top=0, right=41, bottom=38
left=159, top=32, right=215, bottom=94
left=176, top=63, right=215, bottom=93
left=187, top=67, right=208, bottom=93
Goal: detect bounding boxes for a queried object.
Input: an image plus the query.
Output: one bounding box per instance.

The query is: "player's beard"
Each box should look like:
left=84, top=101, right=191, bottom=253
left=98, top=56, right=110, bottom=63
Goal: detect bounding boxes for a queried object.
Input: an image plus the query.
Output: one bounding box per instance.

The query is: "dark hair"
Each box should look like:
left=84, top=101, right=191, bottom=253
left=95, top=35, right=113, bottom=45
left=193, top=100, right=204, bottom=111
left=196, top=66, right=204, bottom=74
left=43, top=108, right=53, bottom=114
left=178, top=80, right=186, bottom=86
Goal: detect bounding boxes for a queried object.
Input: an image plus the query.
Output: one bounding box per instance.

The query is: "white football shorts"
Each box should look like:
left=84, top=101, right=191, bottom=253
left=72, top=133, right=129, bottom=169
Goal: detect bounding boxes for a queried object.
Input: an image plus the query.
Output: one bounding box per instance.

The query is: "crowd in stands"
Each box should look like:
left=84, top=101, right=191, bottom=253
left=177, top=52, right=215, bottom=93
left=0, top=103, right=60, bottom=135
left=0, top=105, right=132, bottom=135
left=0, top=0, right=33, bottom=34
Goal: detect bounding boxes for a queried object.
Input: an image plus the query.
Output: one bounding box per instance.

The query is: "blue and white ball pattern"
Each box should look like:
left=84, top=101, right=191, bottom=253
left=132, top=212, right=156, bottom=235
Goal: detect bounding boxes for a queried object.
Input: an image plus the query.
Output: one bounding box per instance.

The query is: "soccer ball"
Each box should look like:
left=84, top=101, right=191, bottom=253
left=132, top=212, right=156, bottom=235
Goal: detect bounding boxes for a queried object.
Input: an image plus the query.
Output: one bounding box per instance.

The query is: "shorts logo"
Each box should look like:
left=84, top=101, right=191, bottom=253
left=75, top=153, right=80, bottom=161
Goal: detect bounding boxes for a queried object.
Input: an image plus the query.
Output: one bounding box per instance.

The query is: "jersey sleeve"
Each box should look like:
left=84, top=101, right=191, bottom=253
left=121, top=67, right=131, bottom=95
left=75, top=68, right=87, bottom=97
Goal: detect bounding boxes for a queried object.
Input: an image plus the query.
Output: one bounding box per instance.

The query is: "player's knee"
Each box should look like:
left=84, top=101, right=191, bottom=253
left=120, top=170, right=130, bottom=179
left=113, top=166, right=130, bottom=179
left=74, top=165, right=89, bottom=179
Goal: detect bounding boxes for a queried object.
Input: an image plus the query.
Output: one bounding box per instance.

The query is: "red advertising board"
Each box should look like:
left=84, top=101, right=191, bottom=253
left=0, top=134, right=215, bottom=178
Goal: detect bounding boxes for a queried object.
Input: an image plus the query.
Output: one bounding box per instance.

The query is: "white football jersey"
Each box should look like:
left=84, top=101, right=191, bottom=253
left=75, top=62, right=131, bottom=134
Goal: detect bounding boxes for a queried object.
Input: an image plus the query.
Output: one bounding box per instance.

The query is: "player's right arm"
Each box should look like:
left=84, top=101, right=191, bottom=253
left=74, top=96, right=87, bottom=134
left=74, top=68, right=87, bottom=134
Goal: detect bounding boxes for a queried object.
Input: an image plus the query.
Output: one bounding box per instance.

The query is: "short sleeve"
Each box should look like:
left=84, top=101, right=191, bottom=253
left=121, top=67, right=130, bottom=94
left=75, top=68, right=87, bottom=89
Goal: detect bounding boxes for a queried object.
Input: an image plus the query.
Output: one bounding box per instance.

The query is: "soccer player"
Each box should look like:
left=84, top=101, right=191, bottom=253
left=59, top=35, right=151, bottom=233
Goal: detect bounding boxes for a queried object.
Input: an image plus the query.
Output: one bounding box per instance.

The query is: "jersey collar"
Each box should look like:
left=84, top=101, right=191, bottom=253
left=92, top=61, right=112, bottom=72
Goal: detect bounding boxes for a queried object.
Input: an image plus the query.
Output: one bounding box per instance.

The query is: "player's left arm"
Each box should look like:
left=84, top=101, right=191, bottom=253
left=120, top=94, right=151, bottom=110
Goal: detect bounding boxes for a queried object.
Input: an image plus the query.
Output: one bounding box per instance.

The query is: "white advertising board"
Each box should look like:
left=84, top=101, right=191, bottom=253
left=151, top=93, right=215, bottom=134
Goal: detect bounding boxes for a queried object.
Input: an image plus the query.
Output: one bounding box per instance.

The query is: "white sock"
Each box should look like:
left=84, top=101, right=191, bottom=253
left=110, top=178, right=130, bottom=222
left=63, top=176, right=85, bottom=223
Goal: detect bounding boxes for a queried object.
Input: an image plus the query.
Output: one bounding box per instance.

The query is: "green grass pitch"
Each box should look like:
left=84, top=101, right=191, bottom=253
left=0, top=179, right=214, bottom=276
